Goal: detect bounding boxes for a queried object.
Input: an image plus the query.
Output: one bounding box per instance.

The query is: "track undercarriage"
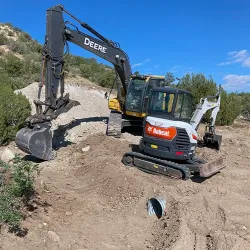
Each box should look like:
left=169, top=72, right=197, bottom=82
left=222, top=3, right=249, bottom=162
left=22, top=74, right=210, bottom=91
left=122, top=151, right=224, bottom=181
left=106, top=111, right=122, bottom=137
left=106, top=111, right=143, bottom=138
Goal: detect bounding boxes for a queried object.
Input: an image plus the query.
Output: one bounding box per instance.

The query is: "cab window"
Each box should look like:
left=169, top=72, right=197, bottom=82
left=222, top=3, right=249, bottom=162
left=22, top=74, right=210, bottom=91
left=174, top=93, right=194, bottom=120
left=143, top=79, right=167, bottom=111
left=143, top=79, right=160, bottom=111
left=150, top=91, right=175, bottom=113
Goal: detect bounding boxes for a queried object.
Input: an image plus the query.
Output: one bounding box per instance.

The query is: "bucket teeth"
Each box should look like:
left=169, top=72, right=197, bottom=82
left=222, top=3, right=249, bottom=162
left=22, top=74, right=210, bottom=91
left=15, top=122, right=54, bottom=161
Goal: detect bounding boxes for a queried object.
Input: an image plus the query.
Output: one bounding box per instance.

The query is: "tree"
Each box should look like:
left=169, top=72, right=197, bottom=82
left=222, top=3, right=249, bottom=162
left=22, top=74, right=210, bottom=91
left=165, top=72, right=175, bottom=85
left=177, top=73, right=217, bottom=104
left=133, top=71, right=140, bottom=75
left=0, top=85, right=31, bottom=145
left=177, top=73, right=242, bottom=126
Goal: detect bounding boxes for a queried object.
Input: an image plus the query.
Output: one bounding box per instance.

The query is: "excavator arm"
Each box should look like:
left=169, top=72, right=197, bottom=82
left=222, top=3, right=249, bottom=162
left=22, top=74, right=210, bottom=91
left=15, top=4, right=132, bottom=160
left=190, top=92, right=222, bottom=150
left=190, top=93, right=221, bottom=130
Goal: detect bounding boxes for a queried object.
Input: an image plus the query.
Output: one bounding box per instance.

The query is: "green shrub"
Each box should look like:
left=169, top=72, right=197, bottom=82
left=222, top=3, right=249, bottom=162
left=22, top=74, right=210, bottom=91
left=0, top=156, right=39, bottom=230
left=29, top=40, right=43, bottom=53
left=177, top=73, right=242, bottom=126
left=79, top=63, right=93, bottom=78
left=2, top=54, right=24, bottom=77
left=13, top=27, right=23, bottom=33
left=0, top=72, right=16, bottom=89
left=17, top=34, right=42, bottom=54
left=6, top=39, right=29, bottom=54
left=22, top=32, right=31, bottom=41
left=95, top=69, right=116, bottom=88
left=24, top=52, right=41, bottom=63
left=4, top=22, right=13, bottom=29
left=0, top=85, right=31, bottom=145
left=7, top=31, right=14, bottom=37
left=0, top=33, right=7, bottom=45
left=21, top=58, right=40, bottom=76
left=18, top=33, right=29, bottom=43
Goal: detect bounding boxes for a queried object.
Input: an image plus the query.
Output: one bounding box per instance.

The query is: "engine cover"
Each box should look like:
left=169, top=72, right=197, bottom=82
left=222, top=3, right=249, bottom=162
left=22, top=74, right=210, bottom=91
left=140, top=116, right=197, bottom=161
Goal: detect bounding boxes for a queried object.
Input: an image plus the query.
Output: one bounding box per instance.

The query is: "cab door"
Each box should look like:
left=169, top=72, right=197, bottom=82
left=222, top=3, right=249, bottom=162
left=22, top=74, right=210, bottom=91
left=142, top=78, right=167, bottom=113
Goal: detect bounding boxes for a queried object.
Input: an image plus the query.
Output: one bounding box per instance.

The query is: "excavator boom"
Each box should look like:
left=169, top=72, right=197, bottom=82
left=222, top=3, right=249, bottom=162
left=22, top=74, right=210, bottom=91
left=15, top=4, right=132, bottom=160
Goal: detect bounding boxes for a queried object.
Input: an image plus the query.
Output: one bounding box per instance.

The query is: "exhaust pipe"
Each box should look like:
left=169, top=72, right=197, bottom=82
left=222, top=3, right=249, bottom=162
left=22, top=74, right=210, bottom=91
left=15, top=122, right=54, bottom=161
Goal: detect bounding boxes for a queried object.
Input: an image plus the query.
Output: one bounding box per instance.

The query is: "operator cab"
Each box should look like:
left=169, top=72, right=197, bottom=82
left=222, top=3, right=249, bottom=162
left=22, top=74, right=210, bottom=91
left=147, top=87, right=195, bottom=123
left=125, top=75, right=167, bottom=115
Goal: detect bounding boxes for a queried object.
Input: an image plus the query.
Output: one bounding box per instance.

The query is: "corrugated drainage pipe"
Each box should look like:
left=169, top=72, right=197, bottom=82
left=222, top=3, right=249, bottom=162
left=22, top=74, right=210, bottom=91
left=147, top=197, right=166, bottom=219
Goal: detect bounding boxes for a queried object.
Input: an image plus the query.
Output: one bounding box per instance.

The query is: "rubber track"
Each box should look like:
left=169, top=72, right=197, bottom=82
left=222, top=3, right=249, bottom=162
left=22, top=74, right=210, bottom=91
left=122, top=151, right=190, bottom=180
left=106, top=110, right=122, bottom=138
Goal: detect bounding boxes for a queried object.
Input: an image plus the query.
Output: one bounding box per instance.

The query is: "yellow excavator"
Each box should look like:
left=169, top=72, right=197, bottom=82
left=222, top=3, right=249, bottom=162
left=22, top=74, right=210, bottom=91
left=107, top=74, right=167, bottom=137
left=15, top=4, right=168, bottom=160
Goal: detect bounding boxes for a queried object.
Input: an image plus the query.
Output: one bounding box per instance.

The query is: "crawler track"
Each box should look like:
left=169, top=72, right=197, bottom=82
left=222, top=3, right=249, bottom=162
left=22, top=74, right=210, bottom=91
left=106, top=110, right=122, bottom=137
left=122, top=151, right=224, bottom=180
left=122, top=151, right=191, bottom=180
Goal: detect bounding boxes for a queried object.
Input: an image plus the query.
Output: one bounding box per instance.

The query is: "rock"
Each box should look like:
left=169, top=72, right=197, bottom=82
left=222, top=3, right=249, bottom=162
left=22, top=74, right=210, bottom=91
left=0, top=148, right=15, bottom=163
left=48, top=230, right=60, bottom=242
left=82, top=146, right=90, bottom=152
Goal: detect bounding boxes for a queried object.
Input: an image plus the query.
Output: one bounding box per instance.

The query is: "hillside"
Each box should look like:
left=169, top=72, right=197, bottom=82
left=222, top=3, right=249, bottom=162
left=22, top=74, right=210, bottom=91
left=0, top=22, right=119, bottom=145
left=1, top=22, right=250, bottom=250
left=0, top=22, right=117, bottom=90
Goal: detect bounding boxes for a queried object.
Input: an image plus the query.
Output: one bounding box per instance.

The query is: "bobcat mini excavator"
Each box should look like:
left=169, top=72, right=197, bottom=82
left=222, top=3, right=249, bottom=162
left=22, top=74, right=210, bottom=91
left=122, top=87, right=225, bottom=180
left=15, top=4, right=167, bottom=160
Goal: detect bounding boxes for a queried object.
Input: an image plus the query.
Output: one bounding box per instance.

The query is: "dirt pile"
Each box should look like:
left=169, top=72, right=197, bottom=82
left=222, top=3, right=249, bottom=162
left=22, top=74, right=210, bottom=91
left=1, top=134, right=181, bottom=250
left=14, top=81, right=116, bottom=144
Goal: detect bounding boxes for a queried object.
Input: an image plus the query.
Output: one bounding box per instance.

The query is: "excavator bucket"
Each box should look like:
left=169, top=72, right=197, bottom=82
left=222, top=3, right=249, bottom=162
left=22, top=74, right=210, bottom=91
left=15, top=122, right=54, bottom=161
left=203, top=132, right=222, bottom=151
left=15, top=99, right=80, bottom=161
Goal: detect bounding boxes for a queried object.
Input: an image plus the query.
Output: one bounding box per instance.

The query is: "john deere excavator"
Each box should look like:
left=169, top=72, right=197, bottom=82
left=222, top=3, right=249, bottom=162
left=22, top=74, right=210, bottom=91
left=15, top=4, right=167, bottom=160
left=108, top=74, right=167, bottom=137
left=122, top=86, right=225, bottom=180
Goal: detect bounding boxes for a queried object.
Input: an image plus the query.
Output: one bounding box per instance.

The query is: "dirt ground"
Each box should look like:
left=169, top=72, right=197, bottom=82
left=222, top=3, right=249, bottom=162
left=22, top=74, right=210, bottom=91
left=1, top=82, right=250, bottom=250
